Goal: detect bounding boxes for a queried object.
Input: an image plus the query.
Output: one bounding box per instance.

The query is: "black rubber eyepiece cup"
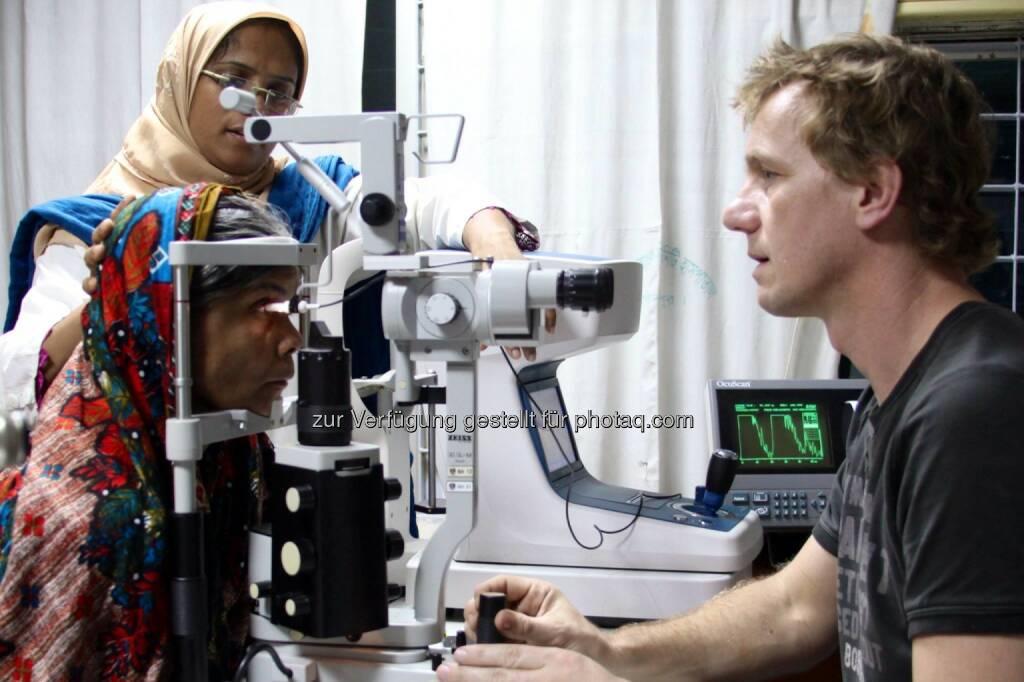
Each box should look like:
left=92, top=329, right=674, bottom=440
left=556, top=267, right=614, bottom=312
left=476, top=592, right=507, bottom=644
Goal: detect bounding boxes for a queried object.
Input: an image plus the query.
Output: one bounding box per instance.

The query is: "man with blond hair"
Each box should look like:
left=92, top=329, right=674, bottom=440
left=436, top=34, right=1024, bottom=682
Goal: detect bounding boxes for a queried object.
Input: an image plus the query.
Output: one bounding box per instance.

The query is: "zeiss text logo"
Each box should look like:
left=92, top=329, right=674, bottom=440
left=716, top=380, right=751, bottom=388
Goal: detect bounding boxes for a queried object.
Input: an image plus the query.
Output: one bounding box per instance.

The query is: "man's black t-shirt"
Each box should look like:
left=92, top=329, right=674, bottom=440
left=812, top=301, right=1024, bottom=681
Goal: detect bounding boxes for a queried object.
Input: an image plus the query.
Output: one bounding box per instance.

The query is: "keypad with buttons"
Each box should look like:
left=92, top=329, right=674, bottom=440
left=729, top=489, right=829, bottom=528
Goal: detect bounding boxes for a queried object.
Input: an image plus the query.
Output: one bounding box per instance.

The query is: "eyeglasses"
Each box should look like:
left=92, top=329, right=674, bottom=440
left=201, top=69, right=301, bottom=115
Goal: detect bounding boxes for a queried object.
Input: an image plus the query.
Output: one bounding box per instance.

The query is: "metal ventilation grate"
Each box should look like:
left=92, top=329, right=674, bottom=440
left=931, top=39, right=1022, bottom=313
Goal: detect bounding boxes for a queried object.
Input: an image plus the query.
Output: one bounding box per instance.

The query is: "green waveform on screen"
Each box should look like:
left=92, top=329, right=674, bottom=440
left=735, top=402, right=824, bottom=464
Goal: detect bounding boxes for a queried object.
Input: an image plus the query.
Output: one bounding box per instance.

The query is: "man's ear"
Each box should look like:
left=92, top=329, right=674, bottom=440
left=854, top=160, right=902, bottom=232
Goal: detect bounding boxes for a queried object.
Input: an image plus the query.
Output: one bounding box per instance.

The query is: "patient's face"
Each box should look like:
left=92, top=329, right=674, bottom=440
left=189, top=22, right=301, bottom=175
left=192, top=268, right=302, bottom=416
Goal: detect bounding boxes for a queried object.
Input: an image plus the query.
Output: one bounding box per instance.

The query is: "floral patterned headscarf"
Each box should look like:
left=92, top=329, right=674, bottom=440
left=0, top=183, right=269, bottom=680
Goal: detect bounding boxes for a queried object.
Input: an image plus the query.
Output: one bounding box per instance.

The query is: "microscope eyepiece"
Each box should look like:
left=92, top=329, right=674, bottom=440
left=556, top=267, right=614, bottom=312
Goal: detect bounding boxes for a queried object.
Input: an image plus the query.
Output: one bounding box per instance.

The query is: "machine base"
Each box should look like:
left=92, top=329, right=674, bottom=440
left=250, top=606, right=442, bottom=654
left=415, top=556, right=751, bottom=622
left=247, top=644, right=439, bottom=681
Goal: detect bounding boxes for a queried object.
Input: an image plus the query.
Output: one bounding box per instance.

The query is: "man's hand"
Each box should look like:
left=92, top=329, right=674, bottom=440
left=462, top=209, right=556, bottom=360
left=436, top=644, right=627, bottom=682
left=83, top=195, right=134, bottom=294
left=463, top=576, right=608, bottom=662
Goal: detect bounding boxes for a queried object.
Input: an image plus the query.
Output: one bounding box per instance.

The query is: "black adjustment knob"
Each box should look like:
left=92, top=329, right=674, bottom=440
left=360, top=193, right=396, bottom=226
left=477, top=592, right=507, bottom=644
left=703, top=449, right=739, bottom=513
left=280, top=539, right=316, bottom=576
left=384, top=477, right=402, bottom=502
left=385, top=529, right=405, bottom=561
left=285, top=485, right=316, bottom=513
left=250, top=118, right=272, bottom=141
left=282, top=593, right=311, bottom=617
left=249, top=581, right=272, bottom=600
left=387, top=583, right=405, bottom=603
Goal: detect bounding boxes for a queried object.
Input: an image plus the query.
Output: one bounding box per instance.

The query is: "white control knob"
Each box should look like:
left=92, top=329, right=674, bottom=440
left=425, top=293, right=459, bottom=325
left=281, top=540, right=314, bottom=576
left=285, top=485, right=315, bottom=513
left=283, top=594, right=311, bottom=617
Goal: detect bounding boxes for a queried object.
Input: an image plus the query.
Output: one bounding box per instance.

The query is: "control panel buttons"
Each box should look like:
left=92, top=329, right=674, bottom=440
left=734, top=489, right=826, bottom=526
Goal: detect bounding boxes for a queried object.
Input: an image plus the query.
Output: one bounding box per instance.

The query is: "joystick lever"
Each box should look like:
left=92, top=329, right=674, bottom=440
left=476, top=592, right=507, bottom=644
left=694, top=449, right=739, bottom=515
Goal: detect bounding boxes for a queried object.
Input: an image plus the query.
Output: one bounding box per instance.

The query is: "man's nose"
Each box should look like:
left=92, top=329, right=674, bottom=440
left=722, top=193, right=760, bottom=234
left=277, top=317, right=303, bottom=357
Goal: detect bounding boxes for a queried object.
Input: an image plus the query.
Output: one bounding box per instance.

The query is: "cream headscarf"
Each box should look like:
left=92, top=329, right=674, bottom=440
left=86, top=1, right=309, bottom=197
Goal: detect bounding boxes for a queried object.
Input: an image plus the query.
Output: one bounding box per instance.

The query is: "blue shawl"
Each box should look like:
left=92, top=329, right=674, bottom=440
left=4, top=156, right=358, bottom=333
left=4, top=156, right=391, bottom=395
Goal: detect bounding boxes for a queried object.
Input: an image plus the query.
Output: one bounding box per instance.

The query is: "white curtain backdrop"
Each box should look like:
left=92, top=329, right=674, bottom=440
left=416, top=0, right=895, bottom=493
left=1, top=0, right=895, bottom=494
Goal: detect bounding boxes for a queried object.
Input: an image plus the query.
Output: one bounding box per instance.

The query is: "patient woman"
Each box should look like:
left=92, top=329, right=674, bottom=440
left=1, top=2, right=534, bottom=411
left=1, top=184, right=310, bottom=680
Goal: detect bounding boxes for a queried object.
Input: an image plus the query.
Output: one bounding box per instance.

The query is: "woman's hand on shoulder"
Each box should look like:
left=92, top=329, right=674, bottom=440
left=83, top=195, right=134, bottom=294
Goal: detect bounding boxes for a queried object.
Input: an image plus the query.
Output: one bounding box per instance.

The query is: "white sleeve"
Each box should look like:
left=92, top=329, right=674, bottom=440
left=335, top=174, right=502, bottom=251
left=0, top=244, right=89, bottom=410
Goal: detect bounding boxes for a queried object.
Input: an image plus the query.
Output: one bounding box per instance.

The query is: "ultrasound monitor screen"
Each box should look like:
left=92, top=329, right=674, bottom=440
left=525, top=385, right=579, bottom=476
left=714, top=387, right=859, bottom=474
left=732, top=400, right=833, bottom=470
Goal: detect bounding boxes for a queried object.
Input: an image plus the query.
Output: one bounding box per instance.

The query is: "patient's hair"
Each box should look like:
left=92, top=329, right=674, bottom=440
left=190, top=193, right=294, bottom=308
left=734, top=34, right=996, bottom=275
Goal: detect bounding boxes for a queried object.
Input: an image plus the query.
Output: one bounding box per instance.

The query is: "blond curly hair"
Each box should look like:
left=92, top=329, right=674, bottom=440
left=735, top=34, right=996, bottom=275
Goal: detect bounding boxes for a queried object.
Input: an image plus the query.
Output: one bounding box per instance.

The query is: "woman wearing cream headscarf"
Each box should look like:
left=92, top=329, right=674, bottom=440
left=89, top=2, right=308, bottom=197
left=2, top=1, right=536, bottom=412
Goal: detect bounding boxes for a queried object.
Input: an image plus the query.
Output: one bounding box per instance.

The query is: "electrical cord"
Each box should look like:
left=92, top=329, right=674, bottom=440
left=498, top=349, right=679, bottom=550
left=292, top=271, right=386, bottom=313
left=232, top=642, right=294, bottom=681
left=290, top=257, right=492, bottom=314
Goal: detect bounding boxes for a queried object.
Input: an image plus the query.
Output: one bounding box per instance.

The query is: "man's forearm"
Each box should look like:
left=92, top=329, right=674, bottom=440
left=462, top=208, right=520, bottom=258
left=602, top=570, right=836, bottom=681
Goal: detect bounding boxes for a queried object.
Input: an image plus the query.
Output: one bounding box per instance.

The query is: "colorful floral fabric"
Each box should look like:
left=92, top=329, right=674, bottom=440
left=0, top=184, right=268, bottom=680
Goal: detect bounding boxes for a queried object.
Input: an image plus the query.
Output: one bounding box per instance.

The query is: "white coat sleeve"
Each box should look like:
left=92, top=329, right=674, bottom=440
left=0, top=244, right=89, bottom=410
left=330, top=174, right=502, bottom=251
